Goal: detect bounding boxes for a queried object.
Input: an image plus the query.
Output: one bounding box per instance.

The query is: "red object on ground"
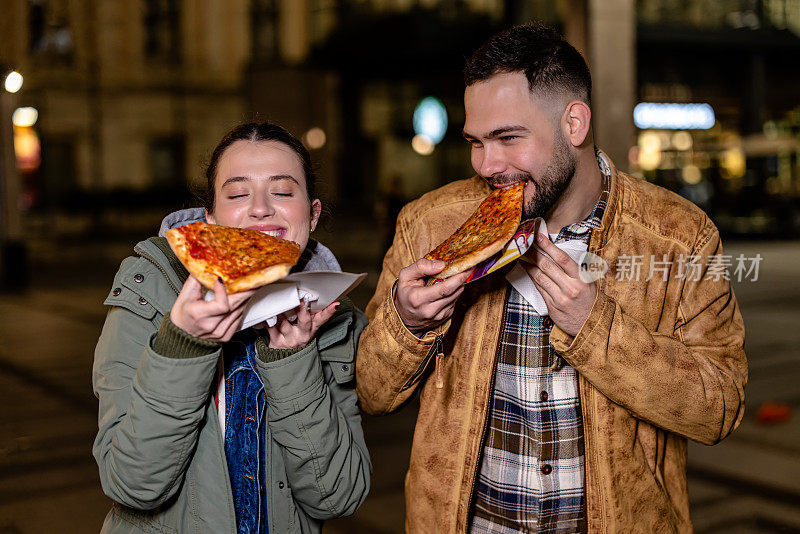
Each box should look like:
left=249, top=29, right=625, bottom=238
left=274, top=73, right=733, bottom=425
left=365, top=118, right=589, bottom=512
left=755, top=401, right=792, bottom=424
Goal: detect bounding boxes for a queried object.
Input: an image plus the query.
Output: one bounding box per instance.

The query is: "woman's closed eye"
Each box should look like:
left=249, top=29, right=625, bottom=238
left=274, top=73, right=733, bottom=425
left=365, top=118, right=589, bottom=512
left=271, top=189, right=295, bottom=198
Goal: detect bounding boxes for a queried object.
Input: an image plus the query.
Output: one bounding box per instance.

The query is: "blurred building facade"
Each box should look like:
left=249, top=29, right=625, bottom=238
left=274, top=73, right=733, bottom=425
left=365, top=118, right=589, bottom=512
left=1, top=0, right=798, bottom=238
left=0, top=0, right=254, bottom=218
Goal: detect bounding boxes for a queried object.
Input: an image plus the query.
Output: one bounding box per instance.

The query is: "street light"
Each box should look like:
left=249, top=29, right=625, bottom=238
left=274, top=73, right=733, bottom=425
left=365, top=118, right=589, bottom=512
left=1, top=66, right=28, bottom=292
left=4, top=71, right=23, bottom=94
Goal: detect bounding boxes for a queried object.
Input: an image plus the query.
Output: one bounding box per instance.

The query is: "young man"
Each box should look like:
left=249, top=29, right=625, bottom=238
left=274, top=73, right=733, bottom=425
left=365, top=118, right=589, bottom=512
left=356, top=23, right=747, bottom=533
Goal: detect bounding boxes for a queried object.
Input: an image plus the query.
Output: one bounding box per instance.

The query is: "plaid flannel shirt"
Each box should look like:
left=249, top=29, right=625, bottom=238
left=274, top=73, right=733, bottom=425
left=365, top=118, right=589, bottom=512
left=470, top=153, right=610, bottom=534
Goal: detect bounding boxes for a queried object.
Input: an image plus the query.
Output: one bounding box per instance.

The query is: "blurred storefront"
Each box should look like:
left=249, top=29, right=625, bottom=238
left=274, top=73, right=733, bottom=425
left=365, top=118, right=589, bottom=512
left=633, top=0, right=800, bottom=237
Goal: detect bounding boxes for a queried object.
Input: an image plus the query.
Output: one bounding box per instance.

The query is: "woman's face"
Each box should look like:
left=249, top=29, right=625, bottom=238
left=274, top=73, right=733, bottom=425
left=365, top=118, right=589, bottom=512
left=207, top=140, right=321, bottom=252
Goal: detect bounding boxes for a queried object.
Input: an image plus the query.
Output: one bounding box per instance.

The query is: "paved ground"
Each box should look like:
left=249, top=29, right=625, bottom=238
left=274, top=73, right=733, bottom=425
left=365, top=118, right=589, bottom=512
left=0, top=221, right=799, bottom=533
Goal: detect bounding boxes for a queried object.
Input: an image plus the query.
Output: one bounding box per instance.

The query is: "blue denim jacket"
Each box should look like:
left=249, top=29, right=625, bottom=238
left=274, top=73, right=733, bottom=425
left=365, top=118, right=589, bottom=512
left=224, top=331, right=268, bottom=534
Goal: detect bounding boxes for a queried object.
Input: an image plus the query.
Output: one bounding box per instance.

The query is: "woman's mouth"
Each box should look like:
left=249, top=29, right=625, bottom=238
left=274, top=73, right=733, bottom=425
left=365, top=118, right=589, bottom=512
left=246, top=225, right=286, bottom=238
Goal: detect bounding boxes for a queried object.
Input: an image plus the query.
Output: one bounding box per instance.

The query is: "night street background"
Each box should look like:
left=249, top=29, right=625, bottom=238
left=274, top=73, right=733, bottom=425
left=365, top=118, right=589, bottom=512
left=2, top=0, right=800, bottom=532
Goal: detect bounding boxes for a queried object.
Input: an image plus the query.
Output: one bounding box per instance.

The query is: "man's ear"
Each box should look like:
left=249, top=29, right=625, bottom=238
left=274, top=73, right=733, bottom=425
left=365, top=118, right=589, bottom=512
left=562, top=100, right=592, bottom=147
left=205, top=208, right=214, bottom=224
left=310, top=199, right=322, bottom=232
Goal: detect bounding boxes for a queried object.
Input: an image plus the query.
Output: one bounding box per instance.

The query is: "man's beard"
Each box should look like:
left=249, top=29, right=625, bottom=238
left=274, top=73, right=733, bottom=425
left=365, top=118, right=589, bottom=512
left=492, top=134, right=576, bottom=220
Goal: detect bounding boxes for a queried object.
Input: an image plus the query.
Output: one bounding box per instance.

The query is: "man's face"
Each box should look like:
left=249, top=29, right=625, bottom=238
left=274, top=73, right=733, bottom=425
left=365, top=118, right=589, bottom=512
left=463, top=72, right=575, bottom=220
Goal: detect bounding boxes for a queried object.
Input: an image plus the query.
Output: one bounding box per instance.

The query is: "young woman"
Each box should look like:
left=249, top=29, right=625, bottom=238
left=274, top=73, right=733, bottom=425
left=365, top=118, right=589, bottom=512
left=92, top=122, right=370, bottom=533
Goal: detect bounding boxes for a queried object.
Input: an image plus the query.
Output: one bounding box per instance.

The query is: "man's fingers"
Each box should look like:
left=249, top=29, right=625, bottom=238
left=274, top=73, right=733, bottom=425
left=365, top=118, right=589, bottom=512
left=425, top=268, right=470, bottom=300
left=400, top=258, right=446, bottom=284
left=430, top=286, right=464, bottom=314
left=533, top=249, right=575, bottom=288
left=534, top=235, right=580, bottom=278
left=530, top=265, right=561, bottom=307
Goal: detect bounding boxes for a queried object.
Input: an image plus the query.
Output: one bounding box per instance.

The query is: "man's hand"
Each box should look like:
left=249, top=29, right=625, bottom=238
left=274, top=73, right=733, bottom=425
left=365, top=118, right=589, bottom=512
left=267, top=301, right=339, bottom=349
left=170, top=277, right=255, bottom=343
left=522, top=233, right=596, bottom=337
left=394, top=259, right=471, bottom=336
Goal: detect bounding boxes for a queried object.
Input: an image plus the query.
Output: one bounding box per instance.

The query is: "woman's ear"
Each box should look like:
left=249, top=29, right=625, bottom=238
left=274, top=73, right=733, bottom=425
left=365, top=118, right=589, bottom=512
left=205, top=208, right=214, bottom=224
left=310, top=199, right=322, bottom=232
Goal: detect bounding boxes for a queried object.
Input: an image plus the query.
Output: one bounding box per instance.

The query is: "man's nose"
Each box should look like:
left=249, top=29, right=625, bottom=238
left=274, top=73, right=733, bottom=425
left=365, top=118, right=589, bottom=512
left=478, top=145, right=506, bottom=178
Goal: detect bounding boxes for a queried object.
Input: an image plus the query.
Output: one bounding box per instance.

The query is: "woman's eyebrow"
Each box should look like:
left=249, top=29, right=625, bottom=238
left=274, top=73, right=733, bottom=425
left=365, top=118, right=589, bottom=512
left=220, top=176, right=250, bottom=188
left=220, top=175, right=300, bottom=187
left=269, top=174, right=300, bottom=186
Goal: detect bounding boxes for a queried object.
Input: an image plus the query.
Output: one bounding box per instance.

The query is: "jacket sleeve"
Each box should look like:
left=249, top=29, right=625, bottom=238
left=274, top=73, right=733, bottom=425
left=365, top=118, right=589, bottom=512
left=257, top=308, right=372, bottom=520
left=355, top=207, right=448, bottom=415
left=550, top=221, right=748, bottom=445
left=92, top=306, right=219, bottom=509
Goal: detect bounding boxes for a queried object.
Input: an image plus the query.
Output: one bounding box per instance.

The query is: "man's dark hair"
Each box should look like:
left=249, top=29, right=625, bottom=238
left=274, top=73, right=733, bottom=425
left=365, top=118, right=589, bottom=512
left=464, top=22, right=592, bottom=105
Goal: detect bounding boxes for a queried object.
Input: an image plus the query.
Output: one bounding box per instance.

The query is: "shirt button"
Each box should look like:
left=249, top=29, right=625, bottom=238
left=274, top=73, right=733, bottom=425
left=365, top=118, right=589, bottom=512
left=540, top=390, right=549, bottom=402
left=138, top=297, right=148, bottom=305
left=541, top=464, right=553, bottom=475
left=341, top=364, right=349, bottom=372
left=245, top=415, right=255, bottom=423
left=112, top=288, right=121, bottom=296
left=278, top=481, right=285, bottom=489
left=133, top=273, right=144, bottom=283
left=244, top=473, right=255, bottom=481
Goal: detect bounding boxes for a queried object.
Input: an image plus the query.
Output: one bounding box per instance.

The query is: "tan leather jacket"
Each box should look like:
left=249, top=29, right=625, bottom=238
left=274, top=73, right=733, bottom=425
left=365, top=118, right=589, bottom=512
left=356, top=154, right=747, bottom=533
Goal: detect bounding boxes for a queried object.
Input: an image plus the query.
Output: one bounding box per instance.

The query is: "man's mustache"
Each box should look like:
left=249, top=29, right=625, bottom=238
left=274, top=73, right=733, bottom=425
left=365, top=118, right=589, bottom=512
left=489, top=173, right=532, bottom=188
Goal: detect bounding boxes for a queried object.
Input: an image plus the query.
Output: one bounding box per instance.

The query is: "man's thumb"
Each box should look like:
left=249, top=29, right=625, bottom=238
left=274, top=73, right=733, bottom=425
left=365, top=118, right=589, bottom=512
left=414, top=258, right=446, bottom=276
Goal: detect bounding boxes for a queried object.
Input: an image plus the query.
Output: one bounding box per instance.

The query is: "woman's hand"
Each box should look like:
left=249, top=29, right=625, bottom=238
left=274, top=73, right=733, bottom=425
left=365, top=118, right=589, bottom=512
left=170, top=277, right=256, bottom=343
left=267, top=301, right=339, bottom=349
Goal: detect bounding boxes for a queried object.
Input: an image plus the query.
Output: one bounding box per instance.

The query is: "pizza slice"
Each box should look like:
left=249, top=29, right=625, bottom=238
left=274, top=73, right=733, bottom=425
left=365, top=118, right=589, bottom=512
left=166, top=221, right=301, bottom=293
left=424, top=181, right=524, bottom=279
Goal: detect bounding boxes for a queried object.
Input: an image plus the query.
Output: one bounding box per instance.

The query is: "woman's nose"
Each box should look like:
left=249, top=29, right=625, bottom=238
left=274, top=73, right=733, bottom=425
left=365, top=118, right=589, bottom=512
left=248, top=196, right=275, bottom=218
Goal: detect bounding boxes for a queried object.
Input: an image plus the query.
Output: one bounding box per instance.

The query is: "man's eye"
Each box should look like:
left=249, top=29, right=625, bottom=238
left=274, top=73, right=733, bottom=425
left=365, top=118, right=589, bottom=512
left=499, top=135, right=518, bottom=142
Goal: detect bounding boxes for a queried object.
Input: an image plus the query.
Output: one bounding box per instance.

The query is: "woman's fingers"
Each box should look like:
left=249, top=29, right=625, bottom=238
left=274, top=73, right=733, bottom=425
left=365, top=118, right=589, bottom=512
left=212, top=307, right=245, bottom=342
left=227, top=288, right=256, bottom=310
left=310, top=302, right=339, bottom=331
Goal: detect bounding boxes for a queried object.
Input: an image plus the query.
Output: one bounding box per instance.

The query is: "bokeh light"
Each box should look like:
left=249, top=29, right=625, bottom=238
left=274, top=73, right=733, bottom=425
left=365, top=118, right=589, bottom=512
left=411, top=134, right=435, bottom=155
left=413, top=97, right=447, bottom=145
left=4, top=71, right=23, bottom=93
left=303, top=127, right=326, bottom=150
left=12, top=107, right=38, bottom=127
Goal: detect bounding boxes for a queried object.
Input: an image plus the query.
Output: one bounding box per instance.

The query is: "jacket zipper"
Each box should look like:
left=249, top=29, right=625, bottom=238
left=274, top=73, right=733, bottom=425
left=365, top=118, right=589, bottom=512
left=581, top=377, right=605, bottom=532
left=462, top=290, right=506, bottom=530
left=400, top=334, right=443, bottom=391
left=433, top=336, right=445, bottom=389
left=134, top=245, right=181, bottom=295
left=463, top=355, right=497, bottom=528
